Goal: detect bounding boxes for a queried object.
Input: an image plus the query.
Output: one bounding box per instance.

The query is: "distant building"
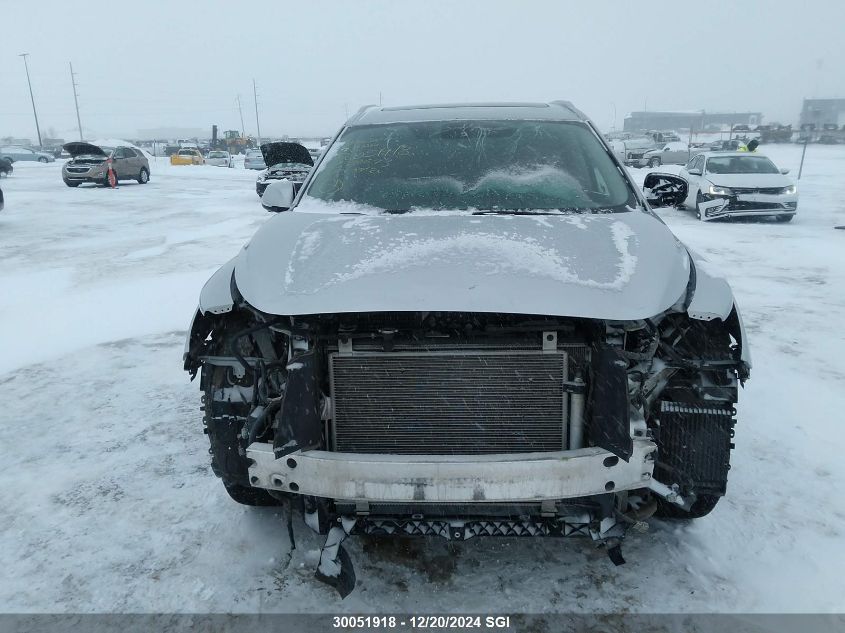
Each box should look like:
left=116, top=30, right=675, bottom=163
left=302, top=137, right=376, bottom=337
left=799, top=98, right=845, bottom=129
left=623, top=111, right=763, bottom=133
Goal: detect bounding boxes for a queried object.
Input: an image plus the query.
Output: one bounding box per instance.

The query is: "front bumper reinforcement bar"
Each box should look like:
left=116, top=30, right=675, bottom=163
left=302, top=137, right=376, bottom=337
left=246, top=440, right=657, bottom=503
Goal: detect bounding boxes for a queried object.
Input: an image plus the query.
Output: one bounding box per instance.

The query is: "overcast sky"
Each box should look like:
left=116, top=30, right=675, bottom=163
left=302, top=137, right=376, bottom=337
left=2, top=0, right=844, bottom=141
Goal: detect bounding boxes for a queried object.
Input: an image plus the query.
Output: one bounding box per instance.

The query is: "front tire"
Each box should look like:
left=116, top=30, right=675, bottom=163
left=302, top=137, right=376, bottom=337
left=223, top=482, right=282, bottom=506
left=38, top=157, right=48, bottom=163
left=64, top=180, right=80, bottom=187
left=202, top=337, right=282, bottom=507
left=648, top=157, right=661, bottom=168
left=137, top=167, right=149, bottom=184
left=655, top=494, right=721, bottom=519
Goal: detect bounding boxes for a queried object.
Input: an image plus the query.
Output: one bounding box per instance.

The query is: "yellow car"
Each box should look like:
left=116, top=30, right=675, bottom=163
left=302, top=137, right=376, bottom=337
left=170, top=148, right=204, bottom=166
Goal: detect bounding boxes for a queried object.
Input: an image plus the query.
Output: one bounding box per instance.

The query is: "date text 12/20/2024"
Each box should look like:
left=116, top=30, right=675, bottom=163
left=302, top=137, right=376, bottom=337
left=333, top=616, right=513, bottom=629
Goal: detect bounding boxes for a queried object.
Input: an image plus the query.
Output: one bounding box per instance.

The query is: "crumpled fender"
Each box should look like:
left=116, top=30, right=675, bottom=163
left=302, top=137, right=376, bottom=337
left=199, top=256, right=238, bottom=315
left=686, top=249, right=752, bottom=373
left=183, top=257, right=238, bottom=375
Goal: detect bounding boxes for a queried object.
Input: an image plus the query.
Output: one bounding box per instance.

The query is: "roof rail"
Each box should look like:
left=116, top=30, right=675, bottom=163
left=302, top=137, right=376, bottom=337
left=347, top=104, right=379, bottom=125
left=549, top=100, right=588, bottom=121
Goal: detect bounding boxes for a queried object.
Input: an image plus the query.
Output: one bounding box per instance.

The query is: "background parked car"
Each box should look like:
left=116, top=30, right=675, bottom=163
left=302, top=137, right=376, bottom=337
left=170, top=148, right=205, bottom=166
left=0, top=185, right=4, bottom=212
left=255, top=142, right=313, bottom=196
left=0, top=146, right=55, bottom=163
left=205, top=150, right=234, bottom=168
left=639, top=141, right=691, bottom=168
left=244, top=149, right=266, bottom=170
left=62, top=142, right=150, bottom=187
left=0, top=157, right=12, bottom=177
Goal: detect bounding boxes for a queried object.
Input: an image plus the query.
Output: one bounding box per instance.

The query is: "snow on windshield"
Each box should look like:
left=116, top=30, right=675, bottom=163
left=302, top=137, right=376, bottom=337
left=305, top=120, right=634, bottom=212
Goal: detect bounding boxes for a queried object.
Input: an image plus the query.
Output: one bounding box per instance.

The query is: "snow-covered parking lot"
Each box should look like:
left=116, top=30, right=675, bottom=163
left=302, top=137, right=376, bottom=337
left=1, top=145, right=844, bottom=614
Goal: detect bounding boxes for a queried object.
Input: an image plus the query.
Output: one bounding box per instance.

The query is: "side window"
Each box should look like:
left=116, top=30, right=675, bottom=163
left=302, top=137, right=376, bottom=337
left=123, top=148, right=137, bottom=158
left=696, top=156, right=705, bottom=172
left=114, top=148, right=126, bottom=159
left=685, top=155, right=697, bottom=170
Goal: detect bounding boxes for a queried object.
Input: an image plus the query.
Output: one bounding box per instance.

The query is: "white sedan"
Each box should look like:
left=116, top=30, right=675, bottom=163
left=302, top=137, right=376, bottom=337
left=678, top=152, right=798, bottom=222
left=205, top=150, right=234, bottom=168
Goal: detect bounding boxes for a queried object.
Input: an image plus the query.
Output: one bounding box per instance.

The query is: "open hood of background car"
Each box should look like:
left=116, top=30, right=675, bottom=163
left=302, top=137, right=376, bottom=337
left=233, top=208, right=691, bottom=321
left=260, top=142, right=314, bottom=168
left=62, top=142, right=109, bottom=158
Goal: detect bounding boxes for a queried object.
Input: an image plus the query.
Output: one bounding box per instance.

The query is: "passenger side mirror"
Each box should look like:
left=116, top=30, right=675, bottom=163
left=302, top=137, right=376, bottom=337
left=780, top=168, right=790, bottom=175
left=262, top=179, right=296, bottom=212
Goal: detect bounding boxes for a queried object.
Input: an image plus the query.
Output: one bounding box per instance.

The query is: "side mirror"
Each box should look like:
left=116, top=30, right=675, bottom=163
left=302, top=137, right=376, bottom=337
left=780, top=168, right=790, bottom=175
left=643, top=173, right=688, bottom=207
left=262, top=179, right=295, bottom=212
left=664, top=147, right=670, bottom=152
left=688, top=168, right=702, bottom=176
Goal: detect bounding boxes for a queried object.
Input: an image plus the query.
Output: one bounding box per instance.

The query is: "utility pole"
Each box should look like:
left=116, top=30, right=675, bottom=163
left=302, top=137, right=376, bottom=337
left=69, top=62, right=83, bottom=140
left=252, top=79, right=261, bottom=146
left=236, top=95, right=246, bottom=137
left=379, top=92, right=383, bottom=106
left=19, top=53, right=42, bottom=147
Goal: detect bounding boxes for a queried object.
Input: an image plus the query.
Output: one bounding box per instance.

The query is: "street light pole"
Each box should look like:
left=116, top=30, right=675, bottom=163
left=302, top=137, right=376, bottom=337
left=253, top=79, right=261, bottom=146
left=19, top=53, right=43, bottom=147
left=237, top=95, right=246, bottom=137
left=69, top=62, right=83, bottom=140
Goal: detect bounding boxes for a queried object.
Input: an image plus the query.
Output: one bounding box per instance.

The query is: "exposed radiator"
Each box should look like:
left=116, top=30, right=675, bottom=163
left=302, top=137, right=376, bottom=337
left=330, top=350, right=571, bottom=455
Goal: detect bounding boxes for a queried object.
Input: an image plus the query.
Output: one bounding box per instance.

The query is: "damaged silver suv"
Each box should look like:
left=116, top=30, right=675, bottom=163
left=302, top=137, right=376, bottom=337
left=184, top=102, right=751, bottom=597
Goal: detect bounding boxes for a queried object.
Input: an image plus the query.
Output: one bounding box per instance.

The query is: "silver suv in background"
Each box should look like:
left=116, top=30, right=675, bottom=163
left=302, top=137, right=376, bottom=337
left=62, top=142, right=150, bottom=187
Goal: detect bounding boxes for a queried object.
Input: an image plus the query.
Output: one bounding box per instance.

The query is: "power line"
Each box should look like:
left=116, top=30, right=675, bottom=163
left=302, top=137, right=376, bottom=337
left=69, top=62, right=83, bottom=140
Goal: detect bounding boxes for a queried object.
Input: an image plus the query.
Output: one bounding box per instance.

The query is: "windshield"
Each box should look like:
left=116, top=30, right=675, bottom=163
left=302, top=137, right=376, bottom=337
left=207, top=151, right=227, bottom=158
left=706, top=155, right=779, bottom=174
left=304, top=120, right=634, bottom=212
left=178, top=150, right=195, bottom=156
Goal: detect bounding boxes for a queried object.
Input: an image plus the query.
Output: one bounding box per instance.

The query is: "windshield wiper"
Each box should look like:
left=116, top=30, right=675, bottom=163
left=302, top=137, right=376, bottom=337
left=471, top=209, right=582, bottom=215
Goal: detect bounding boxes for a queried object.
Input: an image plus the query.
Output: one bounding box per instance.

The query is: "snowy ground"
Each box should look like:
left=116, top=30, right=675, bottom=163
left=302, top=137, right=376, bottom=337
left=0, top=146, right=843, bottom=614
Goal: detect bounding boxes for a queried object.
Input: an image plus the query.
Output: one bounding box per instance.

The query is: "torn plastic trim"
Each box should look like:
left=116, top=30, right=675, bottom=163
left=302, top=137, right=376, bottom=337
left=683, top=250, right=751, bottom=375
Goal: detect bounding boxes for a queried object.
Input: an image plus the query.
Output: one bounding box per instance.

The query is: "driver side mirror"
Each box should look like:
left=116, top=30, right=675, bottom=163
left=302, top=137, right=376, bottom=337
left=643, top=172, right=688, bottom=207
left=780, top=168, right=790, bottom=175
left=261, top=179, right=296, bottom=212
left=688, top=168, right=702, bottom=176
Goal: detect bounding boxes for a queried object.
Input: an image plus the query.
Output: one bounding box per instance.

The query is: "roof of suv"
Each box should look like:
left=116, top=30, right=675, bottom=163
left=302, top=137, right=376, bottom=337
left=350, top=102, right=587, bottom=126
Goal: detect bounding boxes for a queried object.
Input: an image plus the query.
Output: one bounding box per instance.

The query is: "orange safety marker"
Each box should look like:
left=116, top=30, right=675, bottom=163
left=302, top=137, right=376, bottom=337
left=107, top=161, right=117, bottom=188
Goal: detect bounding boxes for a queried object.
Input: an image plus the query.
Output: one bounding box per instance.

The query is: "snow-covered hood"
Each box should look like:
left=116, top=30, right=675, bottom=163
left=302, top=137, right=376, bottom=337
left=63, top=142, right=108, bottom=158
left=233, top=208, right=691, bottom=320
left=705, top=173, right=792, bottom=188
left=260, top=142, right=313, bottom=168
